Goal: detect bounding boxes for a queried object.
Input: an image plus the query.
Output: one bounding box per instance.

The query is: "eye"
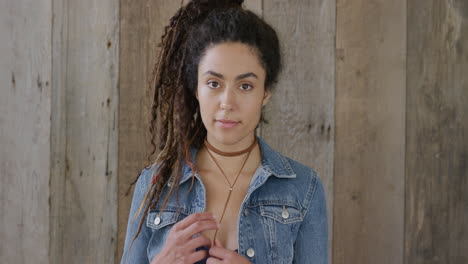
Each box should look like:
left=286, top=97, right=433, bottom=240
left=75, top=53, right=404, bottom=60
left=240, top=83, right=253, bottom=91
left=207, top=80, right=221, bottom=89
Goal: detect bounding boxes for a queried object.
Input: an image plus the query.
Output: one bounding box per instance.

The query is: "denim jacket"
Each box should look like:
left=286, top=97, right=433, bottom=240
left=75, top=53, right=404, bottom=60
left=121, top=136, right=328, bottom=264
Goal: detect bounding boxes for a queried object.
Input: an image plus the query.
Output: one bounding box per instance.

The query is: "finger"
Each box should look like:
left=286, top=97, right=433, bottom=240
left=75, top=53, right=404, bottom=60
left=187, top=249, right=209, bottom=263
left=206, top=257, right=223, bottom=264
left=209, top=245, right=231, bottom=260
left=185, top=234, right=212, bottom=252
left=181, top=219, right=219, bottom=240
left=174, top=212, right=215, bottom=231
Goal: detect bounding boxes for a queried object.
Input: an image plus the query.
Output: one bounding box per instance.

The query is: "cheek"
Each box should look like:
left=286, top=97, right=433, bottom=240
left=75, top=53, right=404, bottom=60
left=242, top=99, right=263, bottom=123
left=197, top=94, right=215, bottom=123
left=198, top=91, right=211, bottom=106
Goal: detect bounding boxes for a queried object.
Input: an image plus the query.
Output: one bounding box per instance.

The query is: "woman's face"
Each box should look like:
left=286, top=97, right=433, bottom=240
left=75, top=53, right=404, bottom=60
left=196, top=42, right=271, bottom=149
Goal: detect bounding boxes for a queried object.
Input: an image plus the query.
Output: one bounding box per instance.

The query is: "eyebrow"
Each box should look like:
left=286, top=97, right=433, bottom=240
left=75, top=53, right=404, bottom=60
left=203, top=70, right=258, bottom=80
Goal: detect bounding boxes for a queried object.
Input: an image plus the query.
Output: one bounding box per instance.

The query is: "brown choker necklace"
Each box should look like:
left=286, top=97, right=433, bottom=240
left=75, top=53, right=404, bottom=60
left=203, top=137, right=258, bottom=244
left=204, top=137, right=257, bottom=157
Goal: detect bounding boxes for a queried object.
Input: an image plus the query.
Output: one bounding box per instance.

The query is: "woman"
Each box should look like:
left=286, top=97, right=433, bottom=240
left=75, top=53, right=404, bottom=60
left=121, top=0, right=328, bottom=263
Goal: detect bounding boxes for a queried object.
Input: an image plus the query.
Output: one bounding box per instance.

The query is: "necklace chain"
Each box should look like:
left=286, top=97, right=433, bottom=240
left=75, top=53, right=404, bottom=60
left=203, top=137, right=257, bottom=243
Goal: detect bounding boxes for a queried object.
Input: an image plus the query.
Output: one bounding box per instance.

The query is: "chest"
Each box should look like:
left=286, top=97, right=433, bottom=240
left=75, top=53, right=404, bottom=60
left=146, top=169, right=307, bottom=263
left=198, top=170, right=254, bottom=250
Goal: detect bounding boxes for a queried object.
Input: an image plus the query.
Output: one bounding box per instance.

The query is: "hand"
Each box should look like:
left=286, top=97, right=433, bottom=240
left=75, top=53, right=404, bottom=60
left=150, top=212, right=219, bottom=264
left=207, top=239, right=252, bottom=264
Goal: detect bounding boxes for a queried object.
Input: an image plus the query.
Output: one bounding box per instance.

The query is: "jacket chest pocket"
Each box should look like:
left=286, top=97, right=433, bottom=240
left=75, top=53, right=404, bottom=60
left=250, top=202, right=304, bottom=263
left=145, top=208, right=189, bottom=260
left=146, top=207, right=189, bottom=230
left=260, top=204, right=303, bottom=224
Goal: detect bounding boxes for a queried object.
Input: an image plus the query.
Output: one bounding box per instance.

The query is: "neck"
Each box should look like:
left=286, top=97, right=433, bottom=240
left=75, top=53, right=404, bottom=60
left=196, top=135, right=262, bottom=178
left=205, top=134, right=257, bottom=153
left=204, top=136, right=257, bottom=157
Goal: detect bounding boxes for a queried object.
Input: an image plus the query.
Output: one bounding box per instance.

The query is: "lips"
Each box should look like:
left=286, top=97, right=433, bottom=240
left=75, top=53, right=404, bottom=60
left=217, top=119, right=239, bottom=124
left=215, top=119, right=239, bottom=128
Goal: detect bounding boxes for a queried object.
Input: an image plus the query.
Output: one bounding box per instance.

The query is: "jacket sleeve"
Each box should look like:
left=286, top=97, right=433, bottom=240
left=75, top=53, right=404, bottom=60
left=293, top=171, right=329, bottom=264
left=120, top=167, right=153, bottom=264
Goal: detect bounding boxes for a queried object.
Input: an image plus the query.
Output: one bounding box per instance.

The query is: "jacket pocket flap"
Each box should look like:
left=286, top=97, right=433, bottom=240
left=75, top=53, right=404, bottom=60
left=147, top=210, right=182, bottom=229
left=259, top=203, right=303, bottom=224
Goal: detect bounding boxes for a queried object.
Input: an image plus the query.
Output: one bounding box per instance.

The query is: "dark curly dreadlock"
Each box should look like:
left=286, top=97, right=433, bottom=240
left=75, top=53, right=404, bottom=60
left=125, top=0, right=282, bottom=256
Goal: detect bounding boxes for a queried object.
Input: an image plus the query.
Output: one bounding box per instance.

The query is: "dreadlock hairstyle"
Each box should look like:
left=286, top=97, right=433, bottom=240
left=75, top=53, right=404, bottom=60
left=124, top=0, right=282, bottom=259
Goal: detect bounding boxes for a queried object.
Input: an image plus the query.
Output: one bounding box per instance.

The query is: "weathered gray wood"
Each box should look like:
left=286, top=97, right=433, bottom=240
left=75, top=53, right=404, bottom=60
left=334, top=0, right=406, bottom=263
left=261, top=0, right=335, bottom=262
left=405, top=1, right=468, bottom=263
left=0, top=1, right=52, bottom=264
left=49, top=0, right=67, bottom=262
left=49, top=0, right=119, bottom=263
left=117, top=0, right=181, bottom=260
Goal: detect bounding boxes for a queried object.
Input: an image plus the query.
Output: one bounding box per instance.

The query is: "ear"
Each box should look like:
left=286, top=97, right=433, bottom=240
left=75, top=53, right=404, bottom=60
left=262, top=89, right=272, bottom=107
left=195, top=89, right=199, bottom=100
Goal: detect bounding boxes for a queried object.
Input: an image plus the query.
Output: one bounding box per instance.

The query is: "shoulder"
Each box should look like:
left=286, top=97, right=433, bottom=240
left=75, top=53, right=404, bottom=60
left=135, top=163, right=158, bottom=192
left=257, top=136, right=323, bottom=203
left=283, top=154, right=319, bottom=181
left=276, top=152, right=325, bottom=209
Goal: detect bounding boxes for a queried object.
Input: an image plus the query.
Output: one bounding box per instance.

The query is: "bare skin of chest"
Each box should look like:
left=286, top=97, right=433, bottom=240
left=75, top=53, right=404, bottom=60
left=198, top=169, right=254, bottom=251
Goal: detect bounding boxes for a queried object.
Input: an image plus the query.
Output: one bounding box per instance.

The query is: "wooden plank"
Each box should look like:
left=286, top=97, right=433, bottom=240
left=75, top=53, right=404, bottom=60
left=117, top=0, right=181, bottom=261
left=334, top=0, right=406, bottom=263
left=49, top=0, right=119, bottom=263
left=405, top=1, right=468, bottom=263
left=0, top=1, right=52, bottom=263
left=49, top=0, right=67, bottom=262
left=261, top=0, right=335, bottom=261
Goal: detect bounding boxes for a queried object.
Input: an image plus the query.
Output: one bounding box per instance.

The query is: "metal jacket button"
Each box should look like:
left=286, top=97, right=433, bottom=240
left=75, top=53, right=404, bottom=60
left=154, top=216, right=161, bottom=225
left=244, top=208, right=249, bottom=216
left=246, top=248, right=255, bottom=257
left=281, top=205, right=289, bottom=219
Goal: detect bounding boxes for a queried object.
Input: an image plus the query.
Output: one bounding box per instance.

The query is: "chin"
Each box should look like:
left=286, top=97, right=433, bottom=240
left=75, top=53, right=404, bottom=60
left=212, top=134, right=239, bottom=145
left=209, top=128, right=254, bottom=145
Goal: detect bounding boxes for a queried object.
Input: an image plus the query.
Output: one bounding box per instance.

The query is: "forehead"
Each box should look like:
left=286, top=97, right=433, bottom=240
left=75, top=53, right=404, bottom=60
left=198, top=42, right=265, bottom=77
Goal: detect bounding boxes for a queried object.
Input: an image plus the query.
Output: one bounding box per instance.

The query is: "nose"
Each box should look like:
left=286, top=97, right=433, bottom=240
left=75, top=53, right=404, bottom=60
left=220, top=86, right=235, bottom=111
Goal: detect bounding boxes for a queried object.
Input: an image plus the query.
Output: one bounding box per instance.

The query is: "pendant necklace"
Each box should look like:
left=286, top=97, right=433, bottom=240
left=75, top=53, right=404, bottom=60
left=203, top=137, right=258, bottom=243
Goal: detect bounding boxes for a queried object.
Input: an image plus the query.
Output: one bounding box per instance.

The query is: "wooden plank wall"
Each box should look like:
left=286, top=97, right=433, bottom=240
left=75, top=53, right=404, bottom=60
left=406, top=1, right=468, bottom=263
left=49, top=0, right=120, bottom=263
left=1, top=0, right=467, bottom=263
left=334, top=0, right=406, bottom=263
left=0, top=1, right=52, bottom=264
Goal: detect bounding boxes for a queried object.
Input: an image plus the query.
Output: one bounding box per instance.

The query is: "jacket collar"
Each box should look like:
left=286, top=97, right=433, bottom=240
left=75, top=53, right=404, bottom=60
left=175, top=135, right=296, bottom=186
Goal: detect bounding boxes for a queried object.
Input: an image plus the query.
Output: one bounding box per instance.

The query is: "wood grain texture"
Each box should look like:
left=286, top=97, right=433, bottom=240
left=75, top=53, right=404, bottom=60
left=117, top=0, right=181, bottom=261
left=50, top=0, right=67, bottom=262
left=0, top=1, right=52, bottom=263
left=49, top=0, right=119, bottom=263
left=261, top=0, right=335, bottom=261
left=334, top=0, right=406, bottom=263
left=405, top=1, right=468, bottom=263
